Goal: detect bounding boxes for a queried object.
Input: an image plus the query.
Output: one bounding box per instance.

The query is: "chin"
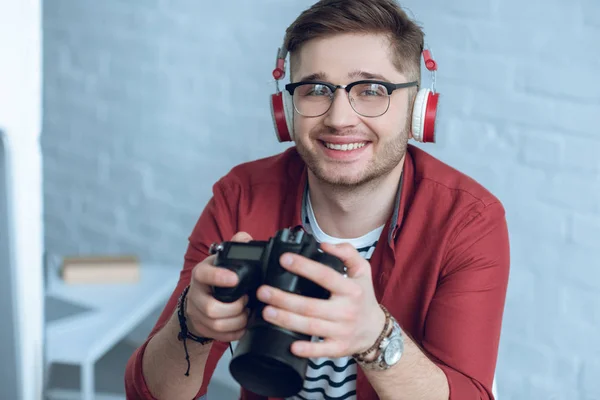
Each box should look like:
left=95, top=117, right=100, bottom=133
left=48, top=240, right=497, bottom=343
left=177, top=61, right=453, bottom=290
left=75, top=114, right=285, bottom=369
left=296, top=135, right=407, bottom=187
left=311, top=163, right=383, bottom=187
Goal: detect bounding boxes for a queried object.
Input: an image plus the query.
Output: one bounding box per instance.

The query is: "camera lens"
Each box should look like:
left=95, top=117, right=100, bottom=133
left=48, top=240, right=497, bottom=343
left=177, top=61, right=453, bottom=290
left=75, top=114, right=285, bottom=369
left=229, top=324, right=307, bottom=397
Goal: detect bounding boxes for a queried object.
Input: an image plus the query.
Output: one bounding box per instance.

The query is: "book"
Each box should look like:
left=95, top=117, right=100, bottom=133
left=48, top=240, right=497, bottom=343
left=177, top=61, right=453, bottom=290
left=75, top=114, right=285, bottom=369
left=60, top=255, right=140, bottom=284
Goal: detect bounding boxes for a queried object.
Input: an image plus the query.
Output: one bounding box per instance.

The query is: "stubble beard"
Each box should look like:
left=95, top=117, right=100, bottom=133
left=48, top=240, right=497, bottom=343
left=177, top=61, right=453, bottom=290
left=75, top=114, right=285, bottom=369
left=295, top=124, right=410, bottom=189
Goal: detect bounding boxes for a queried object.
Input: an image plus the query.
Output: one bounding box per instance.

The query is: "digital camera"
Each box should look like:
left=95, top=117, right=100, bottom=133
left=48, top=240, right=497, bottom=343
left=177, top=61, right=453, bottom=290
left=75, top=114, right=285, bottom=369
left=209, top=226, right=347, bottom=398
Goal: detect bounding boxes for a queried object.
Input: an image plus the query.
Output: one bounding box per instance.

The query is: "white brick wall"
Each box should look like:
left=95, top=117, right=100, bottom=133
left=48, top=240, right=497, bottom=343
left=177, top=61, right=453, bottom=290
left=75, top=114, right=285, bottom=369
left=42, top=0, right=599, bottom=398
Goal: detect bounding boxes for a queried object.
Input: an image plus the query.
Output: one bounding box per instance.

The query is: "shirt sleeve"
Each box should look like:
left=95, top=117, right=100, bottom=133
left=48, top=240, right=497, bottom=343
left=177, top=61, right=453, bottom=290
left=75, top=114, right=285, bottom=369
left=422, top=201, right=510, bottom=400
left=124, top=177, right=241, bottom=399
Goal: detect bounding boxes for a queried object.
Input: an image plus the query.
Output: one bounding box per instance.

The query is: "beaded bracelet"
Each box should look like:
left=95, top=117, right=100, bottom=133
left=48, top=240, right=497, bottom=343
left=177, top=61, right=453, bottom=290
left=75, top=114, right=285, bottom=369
left=352, top=304, right=391, bottom=362
left=177, top=285, right=213, bottom=376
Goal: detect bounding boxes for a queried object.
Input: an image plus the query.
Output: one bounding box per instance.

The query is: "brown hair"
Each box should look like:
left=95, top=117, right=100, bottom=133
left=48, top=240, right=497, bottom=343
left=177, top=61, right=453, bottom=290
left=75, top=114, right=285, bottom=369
left=284, top=0, right=425, bottom=84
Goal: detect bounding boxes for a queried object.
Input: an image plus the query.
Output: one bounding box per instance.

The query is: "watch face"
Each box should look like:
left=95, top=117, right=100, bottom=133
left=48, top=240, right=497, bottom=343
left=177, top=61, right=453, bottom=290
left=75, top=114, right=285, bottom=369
left=384, top=337, right=404, bottom=366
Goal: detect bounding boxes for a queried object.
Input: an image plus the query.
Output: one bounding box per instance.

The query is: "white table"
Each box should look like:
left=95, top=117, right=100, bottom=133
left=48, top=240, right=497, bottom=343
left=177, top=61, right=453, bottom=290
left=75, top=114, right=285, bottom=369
left=45, top=265, right=179, bottom=400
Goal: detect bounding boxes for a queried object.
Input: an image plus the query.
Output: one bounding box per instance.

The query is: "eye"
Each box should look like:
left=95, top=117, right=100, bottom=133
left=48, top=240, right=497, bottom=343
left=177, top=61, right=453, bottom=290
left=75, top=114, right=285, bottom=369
left=305, top=84, right=331, bottom=96
left=356, top=83, right=387, bottom=96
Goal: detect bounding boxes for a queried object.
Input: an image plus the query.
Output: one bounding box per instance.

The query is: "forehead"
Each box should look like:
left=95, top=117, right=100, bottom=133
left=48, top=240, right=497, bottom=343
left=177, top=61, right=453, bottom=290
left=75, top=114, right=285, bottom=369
left=291, top=33, right=404, bottom=82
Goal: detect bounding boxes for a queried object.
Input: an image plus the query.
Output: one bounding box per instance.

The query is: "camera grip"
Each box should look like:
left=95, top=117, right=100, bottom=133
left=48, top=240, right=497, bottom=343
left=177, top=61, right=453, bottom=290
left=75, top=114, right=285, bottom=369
left=308, top=251, right=347, bottom=300
left=314, top=251, right=347, bottom=275
left=212, top=265, right=247, bottom=303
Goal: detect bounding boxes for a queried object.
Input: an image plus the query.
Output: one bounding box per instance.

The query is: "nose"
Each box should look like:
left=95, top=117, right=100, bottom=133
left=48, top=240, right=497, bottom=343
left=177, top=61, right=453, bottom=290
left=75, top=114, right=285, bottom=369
left=323, top=89, right=360, bottom=130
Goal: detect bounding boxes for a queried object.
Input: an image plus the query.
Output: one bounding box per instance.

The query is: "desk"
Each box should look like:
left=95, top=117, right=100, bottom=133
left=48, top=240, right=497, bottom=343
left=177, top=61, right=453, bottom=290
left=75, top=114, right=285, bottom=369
left=45, top=265, right=179, bottom=400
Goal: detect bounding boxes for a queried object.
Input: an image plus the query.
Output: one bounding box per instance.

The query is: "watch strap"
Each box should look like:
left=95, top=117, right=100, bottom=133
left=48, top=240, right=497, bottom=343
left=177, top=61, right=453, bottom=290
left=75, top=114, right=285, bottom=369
left=354, top=312, right=404, bottom=371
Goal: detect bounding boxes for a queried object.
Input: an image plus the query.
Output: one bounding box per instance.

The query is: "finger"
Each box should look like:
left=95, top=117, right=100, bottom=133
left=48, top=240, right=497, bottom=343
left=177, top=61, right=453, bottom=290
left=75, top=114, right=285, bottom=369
left=193, top=309, right=249, bottom=334
left=290, top=339, right=349, bottom=359
left=231, top=231, right=253, bottom=242
left=279, top=252, right=358, bottom=295
left=256, top=285, right=338, bottom=321
left=193, top=259, right=239, bottom=288
left=262, top=305, right=338, bottom=338
left=189, top=288, right=249, bottom=319
left=320, top=242, right=370, bottom=279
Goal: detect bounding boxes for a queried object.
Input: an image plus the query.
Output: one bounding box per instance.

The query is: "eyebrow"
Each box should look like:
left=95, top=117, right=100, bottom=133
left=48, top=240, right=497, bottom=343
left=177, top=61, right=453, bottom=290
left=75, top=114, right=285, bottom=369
left=298, top=70, right=391, bottom=83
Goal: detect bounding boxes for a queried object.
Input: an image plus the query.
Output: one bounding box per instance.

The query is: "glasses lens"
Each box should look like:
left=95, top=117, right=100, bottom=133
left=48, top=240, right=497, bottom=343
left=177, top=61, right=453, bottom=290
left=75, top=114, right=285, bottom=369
left=349, top=83, right=390, bottom=117
left=292, top=83, right=333, bottom=117
left=291, top=82, right=392, bottom=117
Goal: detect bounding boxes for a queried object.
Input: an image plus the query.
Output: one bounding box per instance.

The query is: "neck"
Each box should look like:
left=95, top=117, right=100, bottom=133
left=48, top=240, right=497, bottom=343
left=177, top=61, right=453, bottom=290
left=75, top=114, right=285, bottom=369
left=307, top=158, right=405, bottom=239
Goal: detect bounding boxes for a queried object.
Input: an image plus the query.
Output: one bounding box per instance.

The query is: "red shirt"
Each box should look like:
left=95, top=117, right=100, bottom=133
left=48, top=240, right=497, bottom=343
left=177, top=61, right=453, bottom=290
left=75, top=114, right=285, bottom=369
left=125, top=144, right=510, bottom=400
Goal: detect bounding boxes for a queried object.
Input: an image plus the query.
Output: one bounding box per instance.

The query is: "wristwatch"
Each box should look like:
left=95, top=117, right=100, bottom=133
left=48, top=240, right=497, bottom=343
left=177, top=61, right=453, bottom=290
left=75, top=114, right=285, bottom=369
left=361, top=317, right=404, bottom=371
left=380, top=319, right=404, bottom=367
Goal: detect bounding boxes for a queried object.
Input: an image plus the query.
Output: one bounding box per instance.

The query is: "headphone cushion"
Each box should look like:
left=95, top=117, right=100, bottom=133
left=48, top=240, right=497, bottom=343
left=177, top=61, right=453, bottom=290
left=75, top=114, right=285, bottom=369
left=411, top=88, right=430, bottom=142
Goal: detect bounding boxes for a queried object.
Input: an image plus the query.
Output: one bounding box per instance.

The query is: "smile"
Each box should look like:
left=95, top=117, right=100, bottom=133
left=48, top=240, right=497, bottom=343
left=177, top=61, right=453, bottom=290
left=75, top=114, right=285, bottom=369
left=323, top=142, right=367, bottom=151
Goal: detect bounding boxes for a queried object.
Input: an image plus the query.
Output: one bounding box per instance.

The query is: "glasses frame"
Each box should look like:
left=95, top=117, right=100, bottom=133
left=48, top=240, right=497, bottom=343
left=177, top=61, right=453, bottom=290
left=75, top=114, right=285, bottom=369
left=285, top=80, right=419, bottom=118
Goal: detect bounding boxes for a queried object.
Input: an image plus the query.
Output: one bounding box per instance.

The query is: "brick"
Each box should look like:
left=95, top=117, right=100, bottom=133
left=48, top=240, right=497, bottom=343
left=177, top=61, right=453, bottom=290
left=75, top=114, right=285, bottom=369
left=509, top=230, right=564, bottom=276
left=551, top=293, right=600, bottom=356
left=515, top=61, right=600, bottom=102
left=494, top=0, right=582, bottom=28
left=472, top=89, right=598, bottom=137
left=514, top=127, right=565, bottom=168
left=436, top=50, right=514, bottom=92
left=420, top=0, right=495, bottom=19
left=527, top=376, right=580, bottom=400
left=468, top=20, right=600, bottom=70
left=562, top=135, right=600, bottom=174
left=492, top=370, right=529, bottom=400
left=583, top=0, right=600, bottom=28
left=558, top=243, right=600, bottom=291
left=570, top=214, right=600, bottom=250
left=504, top=198, right=568, bottom=240
left=529, top=277, right=569, bottom=347
left=501, top=267, right=536, bottom=339
left=500, top=339, right=553, bottom=380
left=535, top=26, right=600, bottom=69
left=581, top=360, right=600, bottom=400
left=561, top=285, right=600, bottom=330
left=411, top=16, right=474, bottom=53
left=539, top=172, right=600, bottom=214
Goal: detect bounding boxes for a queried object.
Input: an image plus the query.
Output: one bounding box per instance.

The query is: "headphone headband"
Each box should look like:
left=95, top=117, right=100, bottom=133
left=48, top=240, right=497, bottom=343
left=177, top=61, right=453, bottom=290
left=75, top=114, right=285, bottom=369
left=273, top=47, right=288, bottom=81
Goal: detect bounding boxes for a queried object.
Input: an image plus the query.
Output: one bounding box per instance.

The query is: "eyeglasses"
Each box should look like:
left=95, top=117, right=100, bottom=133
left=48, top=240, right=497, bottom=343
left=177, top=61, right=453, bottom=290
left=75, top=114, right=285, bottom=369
left=285, top=80, right=418, bottom=118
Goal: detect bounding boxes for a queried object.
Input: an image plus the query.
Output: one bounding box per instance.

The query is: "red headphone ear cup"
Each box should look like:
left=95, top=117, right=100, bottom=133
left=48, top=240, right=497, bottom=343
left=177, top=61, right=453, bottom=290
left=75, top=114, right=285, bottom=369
left=422, top=92, right=439, bottom=143
left=411, top=89, right=439, bottom=143
left=270, top=92, right=292, bottom=142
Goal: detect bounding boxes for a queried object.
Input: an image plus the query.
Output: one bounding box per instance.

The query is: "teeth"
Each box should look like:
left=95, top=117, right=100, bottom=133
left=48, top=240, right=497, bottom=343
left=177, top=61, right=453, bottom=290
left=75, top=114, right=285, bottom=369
left=324, top=142, right=366, bottom=151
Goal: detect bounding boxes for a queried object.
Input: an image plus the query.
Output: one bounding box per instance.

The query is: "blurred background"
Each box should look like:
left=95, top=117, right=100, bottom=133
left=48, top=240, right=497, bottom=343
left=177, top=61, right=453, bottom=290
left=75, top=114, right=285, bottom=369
left=1, top=0, right=599, bottom=399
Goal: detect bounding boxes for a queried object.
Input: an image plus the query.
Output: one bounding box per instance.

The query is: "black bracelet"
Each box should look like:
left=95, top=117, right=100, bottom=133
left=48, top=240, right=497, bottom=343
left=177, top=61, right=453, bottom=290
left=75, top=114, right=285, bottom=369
left=177, top=285, right=213, bottom=376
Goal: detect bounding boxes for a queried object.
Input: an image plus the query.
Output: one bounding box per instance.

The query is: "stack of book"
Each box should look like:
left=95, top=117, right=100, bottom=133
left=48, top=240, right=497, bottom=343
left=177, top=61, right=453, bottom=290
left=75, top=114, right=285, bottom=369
left=59, top=255, right=140, bottom=284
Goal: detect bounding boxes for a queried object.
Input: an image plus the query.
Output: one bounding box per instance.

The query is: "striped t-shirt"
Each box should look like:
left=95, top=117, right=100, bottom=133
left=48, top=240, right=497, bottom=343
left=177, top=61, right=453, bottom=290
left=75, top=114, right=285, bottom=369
left=286, top=193, right=383, bottom=400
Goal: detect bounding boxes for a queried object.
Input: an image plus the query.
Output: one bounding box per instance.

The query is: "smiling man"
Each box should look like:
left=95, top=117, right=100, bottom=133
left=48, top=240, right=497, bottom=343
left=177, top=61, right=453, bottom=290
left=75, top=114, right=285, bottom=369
left=125, top=1, right=510, bottom=400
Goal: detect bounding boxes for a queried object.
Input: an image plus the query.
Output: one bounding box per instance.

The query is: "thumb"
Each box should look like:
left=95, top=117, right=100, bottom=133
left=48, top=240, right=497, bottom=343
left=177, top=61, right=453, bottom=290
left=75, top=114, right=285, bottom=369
left=231, top=231, right=253, bottom=243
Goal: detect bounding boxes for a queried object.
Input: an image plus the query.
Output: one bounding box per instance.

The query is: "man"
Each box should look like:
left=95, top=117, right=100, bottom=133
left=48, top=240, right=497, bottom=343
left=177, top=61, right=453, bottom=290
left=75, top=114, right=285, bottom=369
left=125, top=0, right=510, bottom=399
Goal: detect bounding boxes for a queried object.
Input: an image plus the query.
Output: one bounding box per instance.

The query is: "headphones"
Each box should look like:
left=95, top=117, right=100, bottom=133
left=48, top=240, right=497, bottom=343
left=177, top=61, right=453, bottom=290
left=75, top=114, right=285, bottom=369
left=269, top=45, right=440, bottom=144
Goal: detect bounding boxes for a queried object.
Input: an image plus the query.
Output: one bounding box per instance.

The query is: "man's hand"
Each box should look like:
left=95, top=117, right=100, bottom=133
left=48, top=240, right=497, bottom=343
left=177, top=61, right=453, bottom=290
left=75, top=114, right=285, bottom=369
left=256, top=242, right=385, bottom=359
left=185, top=232, right=254, bottom=342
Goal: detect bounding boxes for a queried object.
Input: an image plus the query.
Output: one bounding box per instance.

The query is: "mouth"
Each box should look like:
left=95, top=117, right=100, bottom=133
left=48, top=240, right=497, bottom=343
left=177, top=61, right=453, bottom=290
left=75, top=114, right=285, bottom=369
left=322, top=141, right=368, bottom=151
left=317, top=139, right=370, bottom=161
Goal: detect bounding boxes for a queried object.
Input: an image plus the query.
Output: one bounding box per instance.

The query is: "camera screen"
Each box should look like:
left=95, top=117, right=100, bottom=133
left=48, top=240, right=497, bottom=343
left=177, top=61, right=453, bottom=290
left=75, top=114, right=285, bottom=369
left=227, top=244, right=264, bottom=261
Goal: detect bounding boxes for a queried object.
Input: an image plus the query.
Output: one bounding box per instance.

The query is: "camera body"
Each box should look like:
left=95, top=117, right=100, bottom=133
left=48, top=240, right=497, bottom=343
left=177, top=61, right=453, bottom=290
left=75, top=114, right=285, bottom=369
left=209, top=226, right=346, bottom=398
